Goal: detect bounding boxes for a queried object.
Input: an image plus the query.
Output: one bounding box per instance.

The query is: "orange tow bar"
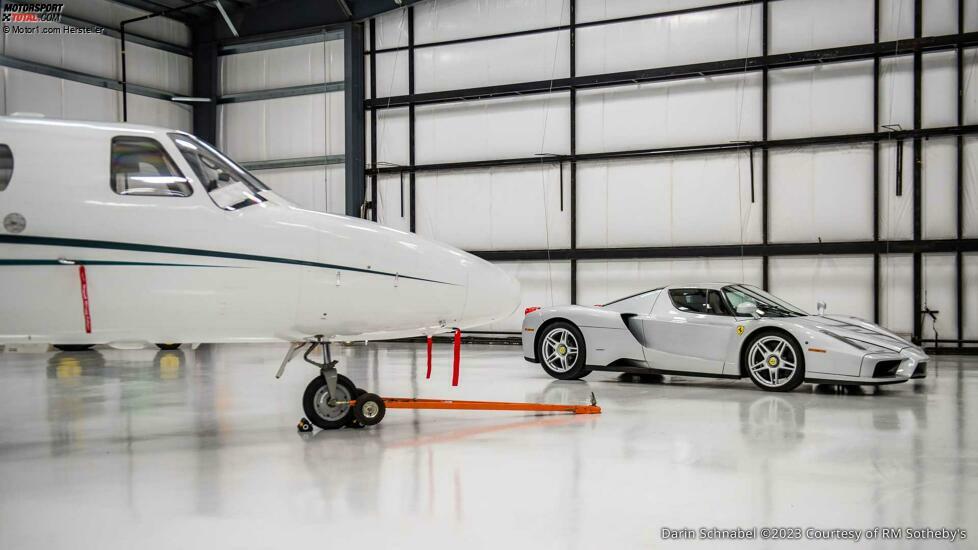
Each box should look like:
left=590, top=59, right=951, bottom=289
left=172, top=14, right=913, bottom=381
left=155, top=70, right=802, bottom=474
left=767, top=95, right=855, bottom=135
left=361, top=396, right=601, bottom=415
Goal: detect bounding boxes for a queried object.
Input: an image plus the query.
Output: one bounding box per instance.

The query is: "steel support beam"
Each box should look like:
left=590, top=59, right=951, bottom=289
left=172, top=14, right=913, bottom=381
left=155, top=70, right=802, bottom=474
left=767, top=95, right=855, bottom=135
left=366, top=125, right=978, bottom=176
left=912, top=0, right=923, bottom=344
left=368, top=18, right=378, bottom=221
left=367, top=0, right=766, bottom=55
left=761, top=0, right=770, bottom=290
left=366, top=32, right=978, bottom=110
left=217, top=81, right=344, bottom=103
left=240, top=155, right=345, bottom=171
left=191, top=20, right=218, bottom=144
left=957, top=0, right=966, bottom=347
left=408, top=6, right=417, bottom=232
left=344, top=21, right=366, bottom=217
left=218, top=27, right=344, bottom=55
left=470, top=239, right=978, bottom=263
left=873, top=0, right=881, bottom=324
left=569, top=0, right=578, bottom=304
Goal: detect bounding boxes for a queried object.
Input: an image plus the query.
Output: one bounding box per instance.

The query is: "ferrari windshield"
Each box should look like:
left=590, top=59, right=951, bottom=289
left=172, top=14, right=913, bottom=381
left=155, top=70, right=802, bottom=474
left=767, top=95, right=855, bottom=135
left=169, top=132, right=270, bottom=211
left=722, top=284, right=807, bottom=318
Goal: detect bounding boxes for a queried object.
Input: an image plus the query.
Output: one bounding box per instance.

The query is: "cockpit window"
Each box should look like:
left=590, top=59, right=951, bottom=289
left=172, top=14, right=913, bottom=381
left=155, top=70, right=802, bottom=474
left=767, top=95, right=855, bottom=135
left=723, top=284, right=807, bottom=318
left=168, top=133, right=269, bottom=211
left=0, top=144, right=12, bottom=191
left=110, top=137, right=192, bottom=197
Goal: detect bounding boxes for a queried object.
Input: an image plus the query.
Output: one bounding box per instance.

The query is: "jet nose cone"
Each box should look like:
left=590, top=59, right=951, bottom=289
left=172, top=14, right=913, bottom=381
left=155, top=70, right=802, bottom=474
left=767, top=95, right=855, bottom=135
left=461, top=259, right=521, bottom=328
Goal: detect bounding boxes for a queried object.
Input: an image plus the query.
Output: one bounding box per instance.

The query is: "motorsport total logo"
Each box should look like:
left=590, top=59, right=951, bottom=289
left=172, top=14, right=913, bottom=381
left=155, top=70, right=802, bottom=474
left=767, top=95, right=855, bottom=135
left=2, top=3, right=64, bottom=23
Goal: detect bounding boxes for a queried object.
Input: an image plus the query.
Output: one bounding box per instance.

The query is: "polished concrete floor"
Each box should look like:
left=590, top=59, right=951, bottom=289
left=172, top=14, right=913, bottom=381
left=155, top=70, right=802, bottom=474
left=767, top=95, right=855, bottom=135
left=0, top=342, right=975, bottom=549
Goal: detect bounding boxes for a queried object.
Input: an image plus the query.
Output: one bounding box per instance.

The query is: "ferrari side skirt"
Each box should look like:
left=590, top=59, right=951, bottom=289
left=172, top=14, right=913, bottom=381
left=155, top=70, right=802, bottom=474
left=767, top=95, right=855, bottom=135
left=588, top=362, right=742, bottom=379
left=804, top=377, right=908, bottom=386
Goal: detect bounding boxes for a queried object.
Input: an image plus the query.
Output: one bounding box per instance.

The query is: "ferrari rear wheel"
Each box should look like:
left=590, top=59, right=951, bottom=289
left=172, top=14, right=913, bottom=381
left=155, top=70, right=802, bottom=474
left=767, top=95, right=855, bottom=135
left=537, top=322, right=590, bottom=380
left=744, top=331, right=805, bottom=392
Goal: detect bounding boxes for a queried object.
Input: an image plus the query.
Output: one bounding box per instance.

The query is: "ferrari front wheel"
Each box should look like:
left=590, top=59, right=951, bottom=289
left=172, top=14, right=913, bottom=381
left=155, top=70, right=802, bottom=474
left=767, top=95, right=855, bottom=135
left=744, top=331, right=805, bottom=392
left=537, top=322, right=590, bottom=380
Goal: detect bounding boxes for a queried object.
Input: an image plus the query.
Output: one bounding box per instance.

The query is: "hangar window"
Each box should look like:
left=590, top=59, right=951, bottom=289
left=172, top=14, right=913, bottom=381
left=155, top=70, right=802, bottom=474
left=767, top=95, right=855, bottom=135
left=669, top=288, right=731, bottom=316
left=0, top=144, right=12, bottom=191
left=110, top=137, right=192, bottom=197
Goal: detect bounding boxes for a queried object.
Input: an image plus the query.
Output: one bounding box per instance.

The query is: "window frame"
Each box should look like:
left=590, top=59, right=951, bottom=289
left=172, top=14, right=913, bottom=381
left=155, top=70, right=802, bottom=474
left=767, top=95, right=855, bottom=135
left=109, top=136, right=193, bottom=198
left=167, top=132, right=269, bottom=212
left=0, top=144, right=13, bottom=192
left=668, top=288, right=733, bottom=317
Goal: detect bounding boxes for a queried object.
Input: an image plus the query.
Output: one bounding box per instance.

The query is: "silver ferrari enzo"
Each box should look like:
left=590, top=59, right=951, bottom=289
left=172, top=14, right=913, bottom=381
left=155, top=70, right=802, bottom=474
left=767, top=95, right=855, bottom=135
left=521, top=283, right=928, bottom=392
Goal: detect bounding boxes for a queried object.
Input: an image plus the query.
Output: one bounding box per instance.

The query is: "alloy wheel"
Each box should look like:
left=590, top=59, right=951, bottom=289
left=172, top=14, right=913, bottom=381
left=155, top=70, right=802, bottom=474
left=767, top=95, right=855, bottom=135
left=747, top=335, right=798, bottom=388
left=542, top=328, right=579, bottom=373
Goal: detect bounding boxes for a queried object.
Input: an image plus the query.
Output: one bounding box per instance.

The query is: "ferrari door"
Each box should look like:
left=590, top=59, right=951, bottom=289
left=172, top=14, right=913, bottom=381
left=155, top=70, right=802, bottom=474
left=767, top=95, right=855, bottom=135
left=638, top=288, right=737, bottom=375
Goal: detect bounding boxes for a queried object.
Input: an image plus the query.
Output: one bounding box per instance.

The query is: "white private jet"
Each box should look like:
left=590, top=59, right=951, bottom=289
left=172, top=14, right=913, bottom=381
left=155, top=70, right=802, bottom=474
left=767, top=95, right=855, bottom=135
left=0, top=115, right=521, bottom=429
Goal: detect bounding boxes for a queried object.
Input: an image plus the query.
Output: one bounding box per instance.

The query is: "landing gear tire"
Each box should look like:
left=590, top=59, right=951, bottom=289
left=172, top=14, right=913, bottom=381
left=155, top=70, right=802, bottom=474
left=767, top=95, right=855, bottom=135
left=744, top=330, right=805, bottom=393
left=536, top=321, right=591, bottom=380
left=302, top=374, right=358, bottom=430
left=156, top=343, right=181, bottom=350
left=353, top=393, right=386, bottom=426
left=54, top=345, right=94, bottom=352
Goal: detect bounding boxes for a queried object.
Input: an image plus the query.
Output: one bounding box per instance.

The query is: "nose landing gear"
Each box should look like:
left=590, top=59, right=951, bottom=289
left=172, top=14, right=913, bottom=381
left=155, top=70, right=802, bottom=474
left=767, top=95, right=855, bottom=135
left=278, top=337, right=385, bottom=431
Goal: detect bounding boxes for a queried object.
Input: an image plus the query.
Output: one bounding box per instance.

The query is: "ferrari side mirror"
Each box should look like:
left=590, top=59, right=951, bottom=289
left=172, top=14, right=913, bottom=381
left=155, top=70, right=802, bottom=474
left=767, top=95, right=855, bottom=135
left=736, top=302, right=759, bottom=319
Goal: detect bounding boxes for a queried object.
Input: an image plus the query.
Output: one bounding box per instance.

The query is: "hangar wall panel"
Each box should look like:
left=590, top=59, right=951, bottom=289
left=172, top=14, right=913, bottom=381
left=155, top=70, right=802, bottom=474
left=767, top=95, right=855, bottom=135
left=769, top=61, right=874, bottom=139
left=414, top=165, right=570, bottom=250
left=964, top=138, right=978, bottom=238
left=879, top=0, right=914, bottom=41
left=922, top=254, right=958, bottom=340
left=257, top=165, right=346, bottom=216
left=769, top=256, right=875, bottom=322
left=218, top=92, right=344, bottom=162
left=365, top=7, right=409, bottom=49
left=368, top=50, right=410, bottom=97
left=220, top=40, right=343, bottom=95
left=878, top=55, right=913, bottom=131
left=878, top=141, right=915, bottom=240
left=483, top=261, right=571, bottom=332
left=65, top=0, right=191, bottom=46
left=367, top=107, right=410, bottom=167
left=923, top=138, right=958, bottom=240
left=415, top=93, right=570, bottom=164
left=769, top=145, right=874, bottom=243
left=965, top=254, right=978, bottom=340
left=376, top=174, right=412, bottom=232
left=2, top=26, right=190, bottom=95
left=414, top=0, right=568, bottom=42
left=922, top=51, right=958, bottom=129
left=0, top=68, right=190, bottom=130
left=577, top=258, right=764, bottom=309
left=577, top=154, right=762, bottom=248
left=415, top=31, right=570, bottom=93
left=768, top=0, right=873, bottom=54
left=879, top=254, right=913, bottom=336
left=576, top=3, right=761, bottom=76
left=963, top=48, right=978, bottom=124
left=576, top=73, right=762, bottom=153
left=0, top=1, right=191, bottom=128
left=576, top=0, right=737, bottom=24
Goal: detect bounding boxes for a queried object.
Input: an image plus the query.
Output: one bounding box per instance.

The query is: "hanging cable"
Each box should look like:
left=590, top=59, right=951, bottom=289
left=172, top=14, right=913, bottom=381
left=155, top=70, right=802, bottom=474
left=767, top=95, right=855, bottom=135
left=531, top=0, right=567, bottom=307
